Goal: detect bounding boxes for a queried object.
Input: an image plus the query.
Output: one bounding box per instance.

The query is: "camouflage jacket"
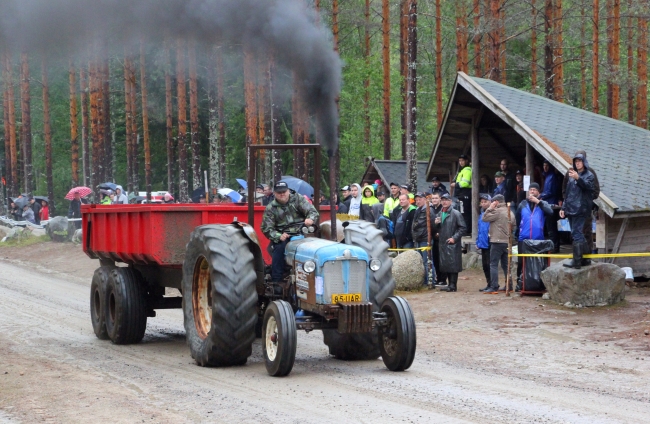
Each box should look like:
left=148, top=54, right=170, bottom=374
left=261, top=192, right=320, bottom=243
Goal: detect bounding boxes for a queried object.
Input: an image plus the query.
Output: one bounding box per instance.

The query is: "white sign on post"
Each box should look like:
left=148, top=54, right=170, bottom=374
left=523, top=175, right=531, bottom=191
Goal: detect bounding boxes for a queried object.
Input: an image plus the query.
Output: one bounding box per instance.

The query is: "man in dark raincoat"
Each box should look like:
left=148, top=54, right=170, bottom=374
left=560, top=152, right=595, bottom=269
left=434, top=193, right=467, bottom=292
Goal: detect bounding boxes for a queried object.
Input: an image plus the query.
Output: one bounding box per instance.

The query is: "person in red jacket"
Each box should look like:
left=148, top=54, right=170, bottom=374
left=40, top=200, right=50, bottom=221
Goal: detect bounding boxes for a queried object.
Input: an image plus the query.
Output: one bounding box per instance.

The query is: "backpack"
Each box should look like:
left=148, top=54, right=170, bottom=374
left=377, top=215, right=394, bottom=239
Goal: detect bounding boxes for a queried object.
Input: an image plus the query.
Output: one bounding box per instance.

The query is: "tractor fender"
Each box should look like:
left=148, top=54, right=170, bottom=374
left=233, top=222, right=266, bottom=294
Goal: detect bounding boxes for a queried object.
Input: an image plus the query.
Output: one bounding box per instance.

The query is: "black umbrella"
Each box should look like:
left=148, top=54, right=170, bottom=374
left=191, top=187, right=208, bottom=203
left=34, top=195, right=49, bottom=203
left=98, top=182, right=117, bottom=191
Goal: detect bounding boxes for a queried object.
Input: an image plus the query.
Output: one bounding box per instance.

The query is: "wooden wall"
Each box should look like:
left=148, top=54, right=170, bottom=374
left=603, top=215, right=650, bottom=277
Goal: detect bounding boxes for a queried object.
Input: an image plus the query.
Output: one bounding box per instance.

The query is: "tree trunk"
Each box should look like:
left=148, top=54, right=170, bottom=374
left=257, top=54, right=272, bottom=183
left=96, top=57, right=105, bottom=185
left=499, top=0, right=506, bottom=83
left=129, top=58, right=139, bottom=191
left=636, top=5, right=648, bottom=128
left=269, top=54, right=283, bottom=184
left=176, top=40, right=189, bottom=203
left=553, top=0, right=564, bottom=101
left=435, top=0, right=443, bottom=127
left=90, top=58, right=101, bottom=196
left=382, top=0, right=391, bottom=159
left=473, top=0, right=482, bottom=76
left=532, top=0, right=538, bottom=91
left=488, top=0, right=501, bottom=82
left=20, top=52, right=32, bottom=194
left=188, top=41, right=201, bottom=190
left=332, top=0, right=341, bottom=189
left=400, top=0, right=408, bottom=159
left=593, top=0, right=600, bottom=113
left=217, top=47, right=227, bottom=185
left=2, top=54, right=13, bottom=197
left=208, top=48, right=220, bottom=191
left=123, top=54, right=133, bottom=193
left=455, top=1, right=469, bottom=73
left=69, top=62, right=79, bottom=187
left=79, top=64, right=90, bottom=187
left=164, top=42, right=175, bottom=195
left=405, top=0, right=418, bottom=190
left=607, top=0, right=620, bottom=118
left=102, top=58, right=112, bottom=183
left=626, top=0, right=634, bottom=124
left=4, top=55, right=18, bottom=196
left=363, top=0, right=371, bottom=146
left=544, top=0, right=554, bottom=98
left=580, top=1, right=587, bottom=108
left=244, top=44, right=258, bottom=181
left=42, top=59, right=54, bottom=213
left=140, top=41, right=151, bottom=200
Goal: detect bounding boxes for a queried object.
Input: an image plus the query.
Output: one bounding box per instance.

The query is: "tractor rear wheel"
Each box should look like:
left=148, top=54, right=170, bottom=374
left=263, top=300, right=297, bottom=377
left=105, top=267, right=148, bottom=344
left=182, top=225, right=258, bottom=367
left=323, top=221, right=396, bottom=360
left=379, top=296, right=416, bottom=371
left=90, top=266, right=113, bottom=340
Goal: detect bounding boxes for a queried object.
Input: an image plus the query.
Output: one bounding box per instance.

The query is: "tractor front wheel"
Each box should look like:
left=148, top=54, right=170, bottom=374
left=182, top=225, right=258, bottom=367
left=379, top=296, right=416, bottom=371
left=262, top=300, right=297, bottom=377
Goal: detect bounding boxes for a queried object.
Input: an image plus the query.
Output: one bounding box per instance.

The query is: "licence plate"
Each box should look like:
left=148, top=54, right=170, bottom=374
left=331, top=293, right=361, bottom=303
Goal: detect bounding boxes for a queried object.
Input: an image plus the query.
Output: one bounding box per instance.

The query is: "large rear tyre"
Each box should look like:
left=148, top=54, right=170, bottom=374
left=263, top=300, right=297, bottom=377
left=90, top=266, right=113, bottom=340
left=379, top=296, right=416, bottom=371
left=323, top=221, right=396, bottom=360
left=182, top=225, right=258, bottom=367
left=105, top=267, right=148, bottom=344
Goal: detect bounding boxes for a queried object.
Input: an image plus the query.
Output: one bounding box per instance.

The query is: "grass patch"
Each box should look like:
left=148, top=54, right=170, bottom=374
left=0, top=234, right=51, bottom=248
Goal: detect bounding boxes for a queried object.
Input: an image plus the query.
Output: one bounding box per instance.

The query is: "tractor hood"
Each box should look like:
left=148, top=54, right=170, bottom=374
left=285, top=237, right=369, bottom=266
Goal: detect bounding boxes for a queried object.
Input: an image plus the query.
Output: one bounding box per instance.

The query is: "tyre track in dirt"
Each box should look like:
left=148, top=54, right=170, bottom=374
left=1, top=258, right=650, bottom=423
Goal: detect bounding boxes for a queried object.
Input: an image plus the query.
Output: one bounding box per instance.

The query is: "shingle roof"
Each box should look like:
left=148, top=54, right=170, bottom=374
left=363, top=160, right=430, bottom=192
left=469, top=76, right=650, bottom=213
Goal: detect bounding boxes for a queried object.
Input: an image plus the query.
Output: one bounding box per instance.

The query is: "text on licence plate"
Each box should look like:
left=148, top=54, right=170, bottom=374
left=331, top=293, right=361, bottom=303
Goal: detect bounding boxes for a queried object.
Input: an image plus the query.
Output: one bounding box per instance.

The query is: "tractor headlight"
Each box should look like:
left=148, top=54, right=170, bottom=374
left=308, top=225, right=315, bottom=233
left=303, top=260, right=316, bottom=273
left=369, top=259, right=382, bottom=271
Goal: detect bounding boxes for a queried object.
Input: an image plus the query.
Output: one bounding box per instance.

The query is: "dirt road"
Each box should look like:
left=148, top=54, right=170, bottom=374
left=1, top=242, right=649, bottom=423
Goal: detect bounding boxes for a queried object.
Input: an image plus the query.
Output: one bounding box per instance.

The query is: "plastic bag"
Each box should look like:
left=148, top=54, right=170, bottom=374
left=521, top=239, right=554, bottom=292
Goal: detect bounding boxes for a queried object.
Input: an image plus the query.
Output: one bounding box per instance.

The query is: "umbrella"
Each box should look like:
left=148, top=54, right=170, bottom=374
left=280, top=175, right=314, bottom=198
left=34, top=195, right=49, bottom=203
left=191, top=187, right=208, bottom=203
left=98, top=182, right=117, bottom=190
left=65, top=186, right=92, bottom=200
left=236, top=179, right=248, bottom=190
left=14, top=197, right=30, bottom=209
left=218, top=188, right=242, bottom=203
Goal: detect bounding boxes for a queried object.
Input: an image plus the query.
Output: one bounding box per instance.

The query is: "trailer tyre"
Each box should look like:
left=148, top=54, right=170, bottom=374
left=182, top=225, right=258, bottom=367
left=323, top=221, right=396, bottom=360
left=90, top=266, right=113, bottom=340
left=105, top=267, right=148, bottom=344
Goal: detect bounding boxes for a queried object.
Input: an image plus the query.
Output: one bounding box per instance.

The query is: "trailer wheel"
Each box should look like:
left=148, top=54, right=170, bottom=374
left=379, top=296, right=416, bottom=371
left=90, top=266, right=113, bottom=340
left=105, top=267, right=148, bottom=344
left=263, top=300, right=297, bottom=377
left=182, top=225, right=258, bottom=367
left=323, top=221, right=396, bottom=360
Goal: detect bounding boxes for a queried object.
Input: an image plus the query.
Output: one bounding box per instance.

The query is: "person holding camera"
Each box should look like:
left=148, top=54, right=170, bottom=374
left=434, top=193, right=467, bottom=292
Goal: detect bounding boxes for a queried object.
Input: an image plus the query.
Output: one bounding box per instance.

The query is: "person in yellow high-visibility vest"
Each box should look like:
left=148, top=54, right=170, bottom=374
left=450, top=154, right=472, bottom=234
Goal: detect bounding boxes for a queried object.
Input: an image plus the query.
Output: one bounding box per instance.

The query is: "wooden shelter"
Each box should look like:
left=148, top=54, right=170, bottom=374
left=426, top=72, right=650, bottom=277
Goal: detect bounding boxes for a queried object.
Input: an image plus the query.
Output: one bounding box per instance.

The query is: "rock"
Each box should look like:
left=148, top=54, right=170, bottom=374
left=72, top=229, right=83, bottom=244
left=462, top=251, right=481, bottom=270
left=542, top=293, right=550, bottom=300
left=30, top=227, right=46, bottom=238
left=392, top=250, right=425, bottom=291
left=46, top=216, right=70, bottom=242
left=319, top=219, right=344, bottom=242
left=541, top=260, right=626, bottom=307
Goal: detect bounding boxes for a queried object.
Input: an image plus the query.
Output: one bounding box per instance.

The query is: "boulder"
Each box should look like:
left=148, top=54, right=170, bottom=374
left=1, top=227, right=20, bottom=242
left=46, top=216, right=70, bottom=242
left=541, top=260, right=626, bottom=307
left=462, top=251, right=482, bottom=270
left=72, top=229, right=83, bottom=244
left=392, top=250, right=425, bottom=291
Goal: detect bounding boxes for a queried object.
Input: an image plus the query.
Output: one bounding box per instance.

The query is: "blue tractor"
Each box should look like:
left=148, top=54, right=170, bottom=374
left=182, top=219, right=417, bottom=377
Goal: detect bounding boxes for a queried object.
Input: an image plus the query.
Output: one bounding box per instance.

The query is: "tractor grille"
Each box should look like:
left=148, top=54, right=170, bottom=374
left=322, top=260, right=367, bottom=303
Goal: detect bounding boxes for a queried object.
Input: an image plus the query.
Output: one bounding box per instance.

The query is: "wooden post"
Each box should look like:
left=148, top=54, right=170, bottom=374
left=526, top=141, right=534, bottom=185
left=470, top=118, right=479, bottom=242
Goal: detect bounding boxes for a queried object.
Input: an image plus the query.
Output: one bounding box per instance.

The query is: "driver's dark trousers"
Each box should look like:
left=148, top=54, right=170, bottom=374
left=271, top=239, right=290, bottom=282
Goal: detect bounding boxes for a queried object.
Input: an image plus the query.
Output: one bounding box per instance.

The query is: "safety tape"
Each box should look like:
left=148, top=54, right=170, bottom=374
left=388, top=246, right=432, bottom=252
left=511, top=253, right=650, bottom=258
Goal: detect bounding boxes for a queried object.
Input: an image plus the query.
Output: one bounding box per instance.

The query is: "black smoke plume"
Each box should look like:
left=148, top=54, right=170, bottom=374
left=0, top=0, right=341, bottom=154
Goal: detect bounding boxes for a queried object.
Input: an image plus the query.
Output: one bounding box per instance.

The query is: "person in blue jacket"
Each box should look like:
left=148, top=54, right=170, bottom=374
left=540, top=160, right=561, bottom=252
left=515, top=182, right=554, bottom=289
left=477, top=194, right=492, bottom=291
left=493, top=171, right=507, bottom=197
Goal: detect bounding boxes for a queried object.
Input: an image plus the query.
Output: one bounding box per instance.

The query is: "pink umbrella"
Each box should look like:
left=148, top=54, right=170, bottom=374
left=65, top=186, right=92, bottom=200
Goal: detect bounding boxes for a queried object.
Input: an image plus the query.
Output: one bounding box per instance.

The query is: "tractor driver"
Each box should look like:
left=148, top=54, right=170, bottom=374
left=261, top=181, right=320, bottom=285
